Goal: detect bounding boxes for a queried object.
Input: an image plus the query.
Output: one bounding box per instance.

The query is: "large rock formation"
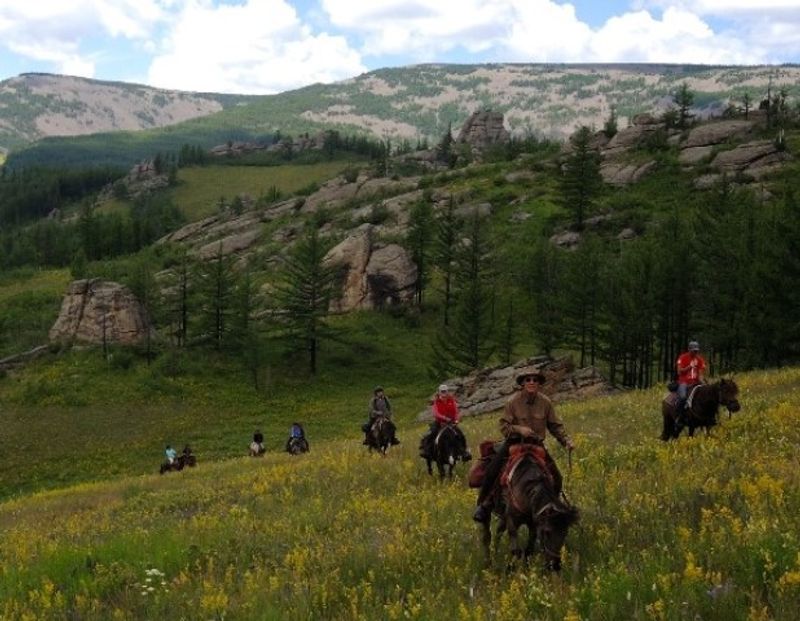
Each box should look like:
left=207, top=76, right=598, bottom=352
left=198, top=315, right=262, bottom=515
left=324, top=224, right=417, bottom=311
left=418, top=356, right=616, bottom=421
left=456, top=110, right=510, bottom=158
left=49, top=280, right=153, bottom=346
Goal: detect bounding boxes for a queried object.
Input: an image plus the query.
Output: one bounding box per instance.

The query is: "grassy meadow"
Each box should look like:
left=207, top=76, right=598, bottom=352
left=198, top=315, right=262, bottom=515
left=1, top=361, right=799, bottom=620
left=168, top=162, right=357, bottom=221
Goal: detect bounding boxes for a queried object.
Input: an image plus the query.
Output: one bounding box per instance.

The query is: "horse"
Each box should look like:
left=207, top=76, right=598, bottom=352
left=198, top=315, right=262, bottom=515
left=481, top=443, right=579, bottom=571
left=425, top=423, right=471, bottom=479
left=158, top=450, right=197, bottom=474
left=286, top=436, right=309, bottom=455
left=365, top=414, right=395, bottom=455
left=249, top=441, right=266, bottom=457
left=661, top=378, right=741, bottom=440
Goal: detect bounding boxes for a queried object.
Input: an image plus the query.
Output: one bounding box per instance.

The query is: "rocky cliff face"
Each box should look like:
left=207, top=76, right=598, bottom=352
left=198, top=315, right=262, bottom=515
left=324, top=224, right=417, bottom=312
left=49, top=280, right=153, bottom=346
left=456, top=110, right=510, bottom=159
left=418, top=356, right=616, bottom=421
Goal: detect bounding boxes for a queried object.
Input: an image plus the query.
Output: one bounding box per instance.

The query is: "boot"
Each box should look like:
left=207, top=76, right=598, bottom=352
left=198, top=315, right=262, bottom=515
left=462, top=448, right=472, bottom=462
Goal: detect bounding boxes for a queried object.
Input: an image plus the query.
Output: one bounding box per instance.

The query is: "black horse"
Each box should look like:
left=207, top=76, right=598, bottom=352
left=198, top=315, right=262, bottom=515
left=424, top=423, right=471, bottom=479
left=159, top=446, right=197, bottom=474
left=286, top=436, right=309, bottom=455
left=365, top=414, right=396, bottom=455
left=481, top=445, right=579, bottom=571
left=661, top=378, right=741, bottom=440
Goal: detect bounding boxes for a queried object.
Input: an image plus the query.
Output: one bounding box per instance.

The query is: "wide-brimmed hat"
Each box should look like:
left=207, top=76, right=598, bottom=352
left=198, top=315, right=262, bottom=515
left=515, top=369, right=546, bottom=386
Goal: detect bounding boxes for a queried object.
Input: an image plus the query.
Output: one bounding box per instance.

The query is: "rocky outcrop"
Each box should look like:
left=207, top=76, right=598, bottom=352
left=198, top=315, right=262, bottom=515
left=115, top=159, right=170, bottom=198
left=210, top=131, right=332, bottom=158
left=711, top=140, right=790, bottom=173
left=417, top=356, right=616, bottom=421
left=456, top=110, right=510, bottom=158
left=49, top=280, right=153, bottom=346
left=600, top=159, right=657, bottom=186
left=325, top=224, right=417, bottom=311
left=678, top=146, right=714, bottom=165
left=301, top=175, right=418, bottom=213
left=683, top=120, right=754, bottom=148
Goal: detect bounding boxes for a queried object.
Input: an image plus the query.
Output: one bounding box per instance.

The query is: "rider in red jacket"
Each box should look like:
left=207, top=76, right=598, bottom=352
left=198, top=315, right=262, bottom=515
left=419, top=384, right=461, bottom=457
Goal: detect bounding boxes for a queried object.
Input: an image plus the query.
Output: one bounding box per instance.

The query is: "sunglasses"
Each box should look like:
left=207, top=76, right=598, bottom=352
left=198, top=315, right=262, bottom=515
left=523, top=378, right=540, bottom=384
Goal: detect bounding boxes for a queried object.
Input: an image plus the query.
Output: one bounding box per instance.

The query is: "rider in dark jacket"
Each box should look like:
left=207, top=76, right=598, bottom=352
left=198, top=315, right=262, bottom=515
left=362, top=386, right=400, bottom=446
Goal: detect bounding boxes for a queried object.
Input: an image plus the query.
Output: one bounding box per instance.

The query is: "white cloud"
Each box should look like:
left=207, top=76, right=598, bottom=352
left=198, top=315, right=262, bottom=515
left=322, top=0, right=793, bottom=65
left=0, top=0, right=167, bottom=77
left=322, top=0, right=511, bottom=57
left=7, top=40, right=96, bottom=78
left=146, top=0, right=366, bottom=93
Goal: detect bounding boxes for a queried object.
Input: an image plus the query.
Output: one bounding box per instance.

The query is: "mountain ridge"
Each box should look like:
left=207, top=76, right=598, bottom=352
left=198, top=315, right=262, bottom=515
left=3, top=63, right=799, bottom=169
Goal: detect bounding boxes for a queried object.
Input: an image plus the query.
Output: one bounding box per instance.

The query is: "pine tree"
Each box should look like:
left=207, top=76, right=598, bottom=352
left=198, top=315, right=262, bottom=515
left=433, top=195, right=461, bottom=325
left=430, top=213, right=494, bottom=377
left=273, top=223, right=339, bottom=375
left=559, top=126, right=601, bottom=231
left=405, top=198, right=434, bottom=305
left=199, top=243, right=236, bottom=350
left=673, top=82, right=694, bottom=129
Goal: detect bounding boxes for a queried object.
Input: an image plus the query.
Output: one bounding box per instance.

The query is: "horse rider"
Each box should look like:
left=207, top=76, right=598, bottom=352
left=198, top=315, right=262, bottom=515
left=473, top=369, right=574, bottom=524
left=419, top=384, right=461, bottom=458
left=674, top=340, right=706, bottom=432
left=362, top=386, right=400, bottom=446
left=252, top=429, right=265, bottom=454
left=165, top=444, right=177, bottom=465
left=286, top=422, right=309, bottom=452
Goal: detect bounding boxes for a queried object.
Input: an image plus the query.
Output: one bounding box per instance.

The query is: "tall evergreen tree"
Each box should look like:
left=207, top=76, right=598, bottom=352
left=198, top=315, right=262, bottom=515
left=199, top=243, right=236, bottom=350
left=433, top=195, right=461, bottom=325
left=405, top=198, right=434, bottom=305
left=673, top=82, right=695, bottom=129
left=431, top=213, right=494, bottom=377
left=273, top=223, right=338, bottom=375
left=560, top=126, right=602, bottom=231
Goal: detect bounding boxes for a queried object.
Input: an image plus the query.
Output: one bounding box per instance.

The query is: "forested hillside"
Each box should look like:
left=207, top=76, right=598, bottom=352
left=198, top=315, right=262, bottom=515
left=0, top=73, right=253, bottom=154
left=6, top=63, right=800, bottom=169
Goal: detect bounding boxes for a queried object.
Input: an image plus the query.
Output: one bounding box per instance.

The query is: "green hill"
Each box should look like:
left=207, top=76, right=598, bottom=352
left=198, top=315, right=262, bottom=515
left=0, top=366, right=798, bottom=620
left=7, top=63, right=800, bottom=169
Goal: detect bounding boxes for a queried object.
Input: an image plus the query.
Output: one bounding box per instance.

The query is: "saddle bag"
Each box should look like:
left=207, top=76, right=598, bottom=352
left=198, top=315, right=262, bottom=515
left=468, top=440, right=497, bottom=488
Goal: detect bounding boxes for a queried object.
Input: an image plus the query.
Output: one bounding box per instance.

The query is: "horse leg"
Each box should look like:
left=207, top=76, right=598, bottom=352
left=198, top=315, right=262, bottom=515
left=437, top=460, right=446, bottom=481
left=481, top=519, right=492, bottom=566
left=523, top=524, right=537, bottom=563
left=506, top=519, right=523, bottom=565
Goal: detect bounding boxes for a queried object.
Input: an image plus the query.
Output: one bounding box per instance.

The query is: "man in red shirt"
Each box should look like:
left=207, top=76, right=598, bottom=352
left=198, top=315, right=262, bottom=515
left=674, top=340, right=706, bottom=430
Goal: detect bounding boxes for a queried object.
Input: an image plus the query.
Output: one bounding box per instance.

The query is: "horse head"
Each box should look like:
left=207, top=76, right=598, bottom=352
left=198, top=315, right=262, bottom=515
left=717, top=378, right=741, bottom=414
left=535, top=499, right=580, bottom=571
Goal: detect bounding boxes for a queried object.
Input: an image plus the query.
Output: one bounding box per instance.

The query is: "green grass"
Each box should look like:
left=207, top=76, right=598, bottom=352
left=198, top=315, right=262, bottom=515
left=169, top=161, right=358, bottom=221
left=0, top=269, right=69, bottom=359
left=0, top=364, right=798, bottom=620
left=0, top=310, right=440, bottom=499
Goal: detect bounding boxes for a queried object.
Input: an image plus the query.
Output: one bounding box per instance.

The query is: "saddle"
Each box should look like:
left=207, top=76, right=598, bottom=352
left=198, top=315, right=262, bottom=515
left=500, top=444, right=553, bottom=489
left=467, top=440, right=497, bottom=488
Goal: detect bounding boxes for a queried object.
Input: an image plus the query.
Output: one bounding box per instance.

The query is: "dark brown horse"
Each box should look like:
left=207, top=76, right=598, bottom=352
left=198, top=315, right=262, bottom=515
left=661, top=378, right=740, bottom=440
left=366, top=414, right=395, bottom=455
left=159, top=447, right=197, bottom=474
left=425, top=423, right=470, bottom=479
left=481, top=446, right=579, bottom=570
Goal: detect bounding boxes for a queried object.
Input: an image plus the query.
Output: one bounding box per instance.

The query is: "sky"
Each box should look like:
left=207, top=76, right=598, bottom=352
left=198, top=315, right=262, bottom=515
left=0, top=0, right=798, bottom=94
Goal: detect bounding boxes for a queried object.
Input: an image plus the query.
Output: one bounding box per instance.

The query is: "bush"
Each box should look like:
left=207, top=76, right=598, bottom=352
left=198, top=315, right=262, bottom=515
left=108, top=348, right=135, bottom=371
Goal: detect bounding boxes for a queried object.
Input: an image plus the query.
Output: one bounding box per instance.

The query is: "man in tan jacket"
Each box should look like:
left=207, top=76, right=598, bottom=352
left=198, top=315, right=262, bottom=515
left=473, top=369, right=574, bottom=523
